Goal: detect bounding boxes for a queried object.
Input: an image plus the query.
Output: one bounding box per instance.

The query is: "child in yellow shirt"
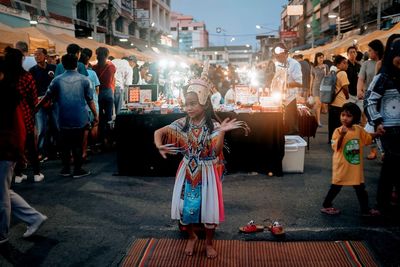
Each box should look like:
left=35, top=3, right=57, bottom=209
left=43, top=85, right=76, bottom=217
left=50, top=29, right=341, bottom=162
left=321, top=102, right=384, bottom=216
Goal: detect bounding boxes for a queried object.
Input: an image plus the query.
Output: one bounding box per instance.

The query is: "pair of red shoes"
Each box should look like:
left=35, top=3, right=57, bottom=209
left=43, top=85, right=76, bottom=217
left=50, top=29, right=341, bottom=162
left=239, top=220, right=285, bottom=236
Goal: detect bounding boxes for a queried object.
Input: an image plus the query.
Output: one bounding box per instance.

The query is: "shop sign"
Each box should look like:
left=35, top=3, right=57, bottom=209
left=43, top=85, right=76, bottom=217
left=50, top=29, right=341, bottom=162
left=280, top=31, right=298, bottom=39
left=136, top=9, right=149, bottom=28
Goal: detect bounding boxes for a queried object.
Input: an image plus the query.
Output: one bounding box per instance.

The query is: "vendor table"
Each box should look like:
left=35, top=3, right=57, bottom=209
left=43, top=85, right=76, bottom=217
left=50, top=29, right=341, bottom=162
left=115, top=111, right=285, bottom=177
left=298, top=113, right=318, bottom=150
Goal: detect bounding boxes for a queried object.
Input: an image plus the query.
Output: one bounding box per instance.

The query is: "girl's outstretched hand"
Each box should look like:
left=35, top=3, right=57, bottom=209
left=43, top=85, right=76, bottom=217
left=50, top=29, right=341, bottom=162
left=157, top=143, right=184, bottom=159
left=219, top=118, right=251, bottom=136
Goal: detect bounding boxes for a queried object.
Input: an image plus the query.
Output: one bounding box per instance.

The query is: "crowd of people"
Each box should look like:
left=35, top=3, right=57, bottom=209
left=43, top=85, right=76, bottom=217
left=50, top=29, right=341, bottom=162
left=0, top=33, right=399, bottom=259
left=280, top=35, right=399, bottom=217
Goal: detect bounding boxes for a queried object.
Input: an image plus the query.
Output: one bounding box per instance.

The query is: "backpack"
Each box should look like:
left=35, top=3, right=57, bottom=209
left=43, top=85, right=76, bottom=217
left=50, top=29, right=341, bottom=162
left=319, top=70, right=343, bottom=104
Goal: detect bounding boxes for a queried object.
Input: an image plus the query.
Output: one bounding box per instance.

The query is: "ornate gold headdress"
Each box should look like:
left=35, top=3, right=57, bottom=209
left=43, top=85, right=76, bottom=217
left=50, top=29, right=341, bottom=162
left=186, top=61, right=214, bottom=105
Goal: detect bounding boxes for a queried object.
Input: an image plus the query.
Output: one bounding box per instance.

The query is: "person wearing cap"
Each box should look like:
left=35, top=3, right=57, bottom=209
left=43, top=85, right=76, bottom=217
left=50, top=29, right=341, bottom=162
left=47, top=51, right=59, bottom=65
left=272, top=43, right=303, bottom=98
left=272, top=43, right=303, bottom=134
left=124, top=55, right=140, bottom=85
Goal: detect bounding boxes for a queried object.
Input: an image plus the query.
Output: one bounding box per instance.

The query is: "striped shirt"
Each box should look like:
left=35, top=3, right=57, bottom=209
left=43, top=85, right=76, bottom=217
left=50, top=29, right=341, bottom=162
left=364, top=73, right=400, bottom=127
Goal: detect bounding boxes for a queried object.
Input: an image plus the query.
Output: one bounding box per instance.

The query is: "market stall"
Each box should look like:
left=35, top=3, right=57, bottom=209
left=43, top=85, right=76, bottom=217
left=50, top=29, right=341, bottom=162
left=115, top=111, right=285, bottom=177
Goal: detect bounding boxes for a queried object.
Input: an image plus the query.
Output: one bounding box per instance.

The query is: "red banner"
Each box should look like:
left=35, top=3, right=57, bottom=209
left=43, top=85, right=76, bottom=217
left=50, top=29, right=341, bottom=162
left=280, top=31, right=298, bottom=39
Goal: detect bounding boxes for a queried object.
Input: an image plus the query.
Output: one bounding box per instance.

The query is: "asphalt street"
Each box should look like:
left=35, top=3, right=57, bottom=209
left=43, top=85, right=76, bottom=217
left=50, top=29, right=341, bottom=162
left=1, top=114, right=399, bottom=266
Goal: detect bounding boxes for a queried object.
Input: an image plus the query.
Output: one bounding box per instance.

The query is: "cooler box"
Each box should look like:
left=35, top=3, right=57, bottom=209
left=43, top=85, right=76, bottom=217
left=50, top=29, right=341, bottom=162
left=282, top=135, right=307, bottom=173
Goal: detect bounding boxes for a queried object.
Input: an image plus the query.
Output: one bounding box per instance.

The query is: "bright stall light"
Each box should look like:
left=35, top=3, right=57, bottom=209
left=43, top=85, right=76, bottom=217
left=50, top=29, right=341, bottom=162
left=250, top=79, right=259, bottom=87
left=151, top=47, right=160, bottom=54
left=271, top=91, right=282, bottom=103
left=29, top=20, right=38, bottom=25
left=119, top=38, right=128, bottom=42
left=172, top=88, right=180, bottom=98
left=159, top=59, right=168, bottom=68
left=180, top=62, right=189, bottom=69
left=169, top=61, right=176, bottom=68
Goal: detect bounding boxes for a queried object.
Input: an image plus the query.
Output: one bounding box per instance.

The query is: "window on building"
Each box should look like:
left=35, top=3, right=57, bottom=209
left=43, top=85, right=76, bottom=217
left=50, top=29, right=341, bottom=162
left=171, top=27, right=177, bottom=31
left=216, top=55, right=223, bottom=60
left=193, top=26, right=198, bottom=30
left=116, top=17, right=124, bottom=32
left=121, top=0, right=132, bottom=10
left=76, top=0, right=89, bottom=21
left=129, top=22, right=136, bottom=35
left=182, top=27, right=188, bottom=31
left=98, top=9, right=107, bottom=27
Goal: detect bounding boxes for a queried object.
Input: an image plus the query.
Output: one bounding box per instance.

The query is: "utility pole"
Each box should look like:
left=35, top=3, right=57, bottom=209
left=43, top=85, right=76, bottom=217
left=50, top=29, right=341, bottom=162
left=108, top=0, right=113, bottom=45
left=377, top=0, right=382, bottom=30
left=360, top=0, right=365, bottom=33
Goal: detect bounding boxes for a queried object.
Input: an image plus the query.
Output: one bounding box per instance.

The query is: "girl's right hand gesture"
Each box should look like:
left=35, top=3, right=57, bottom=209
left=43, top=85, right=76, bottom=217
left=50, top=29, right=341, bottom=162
left=157, top=143, right=183, bottom=159
left=219, top=118, right=250, bottom=136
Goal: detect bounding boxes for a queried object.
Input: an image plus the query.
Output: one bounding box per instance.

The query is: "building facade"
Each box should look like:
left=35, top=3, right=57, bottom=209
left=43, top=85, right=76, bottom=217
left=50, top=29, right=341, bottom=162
left=192, top=45, right=252, bottom=67
left=281, top=0, right=400, bottom=51
left=0, top=0, right=172, bottom=48
left=136, top=0, right=172, bottom=48
left=170, top=12, right=208, bottom=52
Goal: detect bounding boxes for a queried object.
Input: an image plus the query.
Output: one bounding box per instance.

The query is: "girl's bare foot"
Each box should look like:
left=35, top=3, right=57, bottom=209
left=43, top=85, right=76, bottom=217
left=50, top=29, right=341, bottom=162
left=184, top=236, right=198, bottom=256
left=206, top=245, right=217, bottom=259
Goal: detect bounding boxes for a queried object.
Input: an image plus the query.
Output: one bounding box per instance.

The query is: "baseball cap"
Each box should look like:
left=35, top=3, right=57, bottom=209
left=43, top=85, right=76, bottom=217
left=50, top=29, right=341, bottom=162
left=126, top=55, right=137, bottom=62
left=273, top=43, right=288, bottom=55
left=48, top=50, right=59, bottom=57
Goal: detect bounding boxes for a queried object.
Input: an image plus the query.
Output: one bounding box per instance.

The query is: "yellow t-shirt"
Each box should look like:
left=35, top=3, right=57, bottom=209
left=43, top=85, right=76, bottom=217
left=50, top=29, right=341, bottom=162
left=331, top=125, right=372, bottom=185
left=331, top=70, right=349, bottom=108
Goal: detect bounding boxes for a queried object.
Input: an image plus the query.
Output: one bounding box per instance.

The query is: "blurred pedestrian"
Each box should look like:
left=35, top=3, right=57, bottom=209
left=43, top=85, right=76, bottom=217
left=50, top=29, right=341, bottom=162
left=55, top=43, right=88, bottom=77
left=0, top=54, right=48, bottom=245
left=328, top=55, right=350, bottom=144
left=5, top=47, right=43, bottom=183
left=346, top=46, right=362, bottom=110
left=293, top=54, right=311, bottom=98
left=311, top=52, right=329, bottom=127
left=112, top=57, right=132, bottom=114
left=30, top=47, right=57, bottom=164
left=364, top=35, right=400, bottom=215
left=357, top=39, right=384, bottom=160
left=92, top=47, right=116, bottom=149
left=272, top=43, right=302, bottom=134
left=15, top=41, right=36, bottom=71
left=37, top=54, right=98, bottom=178
left=79, top=48, right=100, bottom=161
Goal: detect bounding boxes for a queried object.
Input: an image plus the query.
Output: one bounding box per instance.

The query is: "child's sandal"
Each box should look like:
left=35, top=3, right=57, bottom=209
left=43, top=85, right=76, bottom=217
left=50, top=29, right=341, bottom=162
left=320, top=207, right=341, bottom=215
left=239, top=220, right=264, bottom=233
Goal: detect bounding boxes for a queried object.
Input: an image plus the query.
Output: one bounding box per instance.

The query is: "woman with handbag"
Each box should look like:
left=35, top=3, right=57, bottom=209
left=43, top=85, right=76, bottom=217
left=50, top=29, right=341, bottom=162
left=311, top=52, right=329, bottom=127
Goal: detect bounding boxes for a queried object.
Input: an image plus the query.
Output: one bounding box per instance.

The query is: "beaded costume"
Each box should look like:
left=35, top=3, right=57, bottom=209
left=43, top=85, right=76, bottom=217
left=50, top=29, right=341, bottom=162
left=166, top=117, right=225, bottom=225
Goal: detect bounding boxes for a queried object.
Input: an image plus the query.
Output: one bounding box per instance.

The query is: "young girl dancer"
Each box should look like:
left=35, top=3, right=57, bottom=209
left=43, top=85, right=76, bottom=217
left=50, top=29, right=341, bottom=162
left=154, top=63, right=249, bottom=258
left=321, top=102, right=383, bottom=216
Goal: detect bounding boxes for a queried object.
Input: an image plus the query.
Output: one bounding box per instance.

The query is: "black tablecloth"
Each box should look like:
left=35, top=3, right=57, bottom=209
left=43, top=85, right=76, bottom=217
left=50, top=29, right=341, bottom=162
left=115, top=112, right=284, bottom=176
